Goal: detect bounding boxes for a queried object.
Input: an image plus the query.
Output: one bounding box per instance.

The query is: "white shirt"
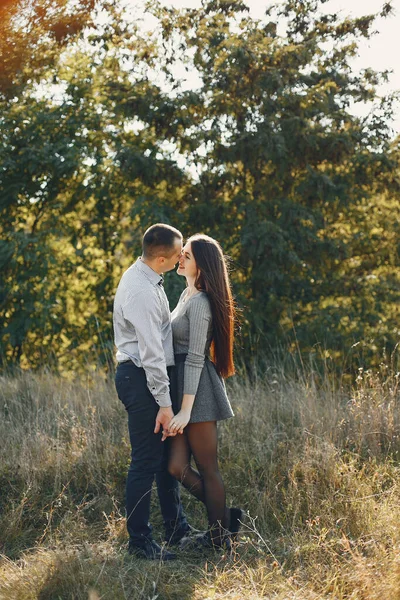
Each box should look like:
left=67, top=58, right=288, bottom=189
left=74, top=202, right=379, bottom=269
left=113, top=258, right=174, bottom=407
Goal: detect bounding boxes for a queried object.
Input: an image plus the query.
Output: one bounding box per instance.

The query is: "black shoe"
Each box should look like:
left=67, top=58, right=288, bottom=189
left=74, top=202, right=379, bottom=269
left=165, top=523, right=201, bottom=546
left=179, top=531, right=232, bottom=553
left=229, top=507, right=244, bottom=542
left=128, top=538, right=176, bottom=561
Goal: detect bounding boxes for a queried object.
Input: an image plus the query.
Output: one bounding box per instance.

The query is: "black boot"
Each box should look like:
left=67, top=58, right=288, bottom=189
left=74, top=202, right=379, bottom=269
left=229, top=507, right=245, bottom=542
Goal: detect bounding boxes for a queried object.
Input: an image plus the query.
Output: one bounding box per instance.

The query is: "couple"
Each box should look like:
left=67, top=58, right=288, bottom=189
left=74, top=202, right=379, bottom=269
left=113, top=223, right=242, bottom=560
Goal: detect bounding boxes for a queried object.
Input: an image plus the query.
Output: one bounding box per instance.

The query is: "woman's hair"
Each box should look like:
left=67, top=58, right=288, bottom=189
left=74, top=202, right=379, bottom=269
left=189, top=234, right=235, bottom=378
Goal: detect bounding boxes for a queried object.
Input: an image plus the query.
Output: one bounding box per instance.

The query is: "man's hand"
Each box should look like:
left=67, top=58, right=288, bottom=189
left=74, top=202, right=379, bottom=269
left=154, top=406, right=175, bottom=441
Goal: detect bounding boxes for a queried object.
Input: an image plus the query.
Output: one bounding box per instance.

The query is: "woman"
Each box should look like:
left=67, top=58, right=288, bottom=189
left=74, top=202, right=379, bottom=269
left=167, top=233, right=243, bottom=551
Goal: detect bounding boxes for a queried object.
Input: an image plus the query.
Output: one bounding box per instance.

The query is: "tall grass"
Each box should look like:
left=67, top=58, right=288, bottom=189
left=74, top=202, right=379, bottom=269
left=1, top=356, right=400, bottom=599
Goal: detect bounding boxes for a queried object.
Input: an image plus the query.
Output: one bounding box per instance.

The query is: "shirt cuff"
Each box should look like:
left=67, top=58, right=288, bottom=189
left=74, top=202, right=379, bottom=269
left=154, top=391, right=172, bottom=408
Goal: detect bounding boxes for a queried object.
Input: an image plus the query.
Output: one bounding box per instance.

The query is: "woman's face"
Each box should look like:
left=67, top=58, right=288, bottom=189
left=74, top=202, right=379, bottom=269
left=177, top=241, right=198, bottom=280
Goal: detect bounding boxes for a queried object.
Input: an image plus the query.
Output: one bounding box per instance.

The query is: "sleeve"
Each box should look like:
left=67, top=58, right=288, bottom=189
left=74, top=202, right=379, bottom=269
left=122, top=289, right=171, bottom=407
left=183, top=295, right=212, bottom=396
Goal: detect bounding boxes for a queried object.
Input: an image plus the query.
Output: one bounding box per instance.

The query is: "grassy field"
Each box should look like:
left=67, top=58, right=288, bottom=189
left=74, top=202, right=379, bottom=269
left=1, top=356, right=400, bottom=599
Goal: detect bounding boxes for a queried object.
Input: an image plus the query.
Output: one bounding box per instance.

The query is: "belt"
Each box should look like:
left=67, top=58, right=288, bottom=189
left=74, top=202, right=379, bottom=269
left=118, top=359, right=176, bottom=369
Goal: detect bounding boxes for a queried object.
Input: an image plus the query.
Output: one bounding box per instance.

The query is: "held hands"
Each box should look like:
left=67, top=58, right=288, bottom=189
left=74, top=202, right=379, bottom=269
left=154, top=406, right=181, bottom=441
left=167, top=409, right=191, bottom=435
left=154, top=396, right=194, bottom=441
left=165, top=394, right=194, bottom=437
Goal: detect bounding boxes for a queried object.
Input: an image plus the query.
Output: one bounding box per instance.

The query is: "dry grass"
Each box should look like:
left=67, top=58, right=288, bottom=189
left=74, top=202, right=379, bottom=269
left=1, top=356, right=400, bottom=599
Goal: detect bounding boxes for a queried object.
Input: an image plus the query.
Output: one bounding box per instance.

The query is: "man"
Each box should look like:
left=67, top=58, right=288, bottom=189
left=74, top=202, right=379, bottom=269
left=113, top=223, right=190, bottom=560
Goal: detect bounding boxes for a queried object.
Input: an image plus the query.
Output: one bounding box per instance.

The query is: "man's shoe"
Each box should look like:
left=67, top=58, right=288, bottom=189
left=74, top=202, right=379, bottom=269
left=165, top=523, right=201, bottom=546
left=229, top=507, right=245, bottom=542
left=128, top=538, right=176, bottom=561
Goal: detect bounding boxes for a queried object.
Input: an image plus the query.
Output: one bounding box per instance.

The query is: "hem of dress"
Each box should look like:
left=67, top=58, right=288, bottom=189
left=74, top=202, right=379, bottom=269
left=188, top=413, right=234, bottom=424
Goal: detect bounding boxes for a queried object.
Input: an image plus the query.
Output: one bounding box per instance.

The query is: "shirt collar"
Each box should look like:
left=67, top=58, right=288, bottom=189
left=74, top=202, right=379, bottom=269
left=135, top=257, right=164, bottom=287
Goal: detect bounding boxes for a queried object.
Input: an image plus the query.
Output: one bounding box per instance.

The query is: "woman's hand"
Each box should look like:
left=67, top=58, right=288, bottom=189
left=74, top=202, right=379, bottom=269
left=167, top=409, right=191, bottom=435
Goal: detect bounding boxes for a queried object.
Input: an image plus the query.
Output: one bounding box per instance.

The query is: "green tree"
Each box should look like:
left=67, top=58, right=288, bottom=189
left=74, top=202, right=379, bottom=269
left=0, top=1, right=192, bottom=370
left=0, top=0, right=398, bottom=371
left=0, top=0, right=96, bottom=367
left=144, top=0, right=398, bottom=361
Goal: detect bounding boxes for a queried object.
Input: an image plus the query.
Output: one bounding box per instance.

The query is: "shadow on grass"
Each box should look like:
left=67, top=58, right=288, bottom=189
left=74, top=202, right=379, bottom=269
left=34, top=544, right=227, bottom=600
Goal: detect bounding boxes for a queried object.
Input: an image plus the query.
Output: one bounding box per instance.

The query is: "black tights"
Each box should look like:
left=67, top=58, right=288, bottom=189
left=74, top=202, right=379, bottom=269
left=168, top=421, right=228, bottom=544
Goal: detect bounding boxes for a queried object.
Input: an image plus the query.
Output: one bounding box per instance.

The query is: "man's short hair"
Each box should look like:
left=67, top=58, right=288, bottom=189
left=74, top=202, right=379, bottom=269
left=142, top=223, right=182, bottom=259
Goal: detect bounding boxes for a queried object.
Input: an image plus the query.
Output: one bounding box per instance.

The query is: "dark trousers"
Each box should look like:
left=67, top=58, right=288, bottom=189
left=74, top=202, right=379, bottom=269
left=115, top=361, right=187, bottom=547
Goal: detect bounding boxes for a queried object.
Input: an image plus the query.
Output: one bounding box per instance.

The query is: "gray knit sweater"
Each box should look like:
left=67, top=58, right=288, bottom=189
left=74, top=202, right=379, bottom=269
left=171, top=290, right=213, bottom=396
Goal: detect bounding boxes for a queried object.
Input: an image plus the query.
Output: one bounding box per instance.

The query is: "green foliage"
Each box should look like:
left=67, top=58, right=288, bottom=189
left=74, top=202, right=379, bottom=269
left=0, top=0, right=95, bottom=98
left=0, top=0, right=399, bottom=371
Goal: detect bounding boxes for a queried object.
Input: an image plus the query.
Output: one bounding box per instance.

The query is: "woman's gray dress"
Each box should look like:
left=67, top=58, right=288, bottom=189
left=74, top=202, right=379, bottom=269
left=170, top=290, right=234, bottom=423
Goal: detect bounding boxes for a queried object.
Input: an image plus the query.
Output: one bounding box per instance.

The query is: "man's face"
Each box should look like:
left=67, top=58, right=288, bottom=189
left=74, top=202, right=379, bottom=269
left=162, top=237, right=183, bottom=272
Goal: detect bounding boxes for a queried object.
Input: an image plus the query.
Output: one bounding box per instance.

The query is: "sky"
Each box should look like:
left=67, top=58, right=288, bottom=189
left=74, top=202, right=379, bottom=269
left=148, top=0, right=400, bottom=135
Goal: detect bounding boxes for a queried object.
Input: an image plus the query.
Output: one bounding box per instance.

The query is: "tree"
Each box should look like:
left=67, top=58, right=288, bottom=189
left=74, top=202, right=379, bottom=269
left=0, top=0, right=398, bottom=371
left=144, top=0, right=398, bottom=362
left=0, top=0, right=96, bottom=367
left=0, top=1, right=192, bottom=370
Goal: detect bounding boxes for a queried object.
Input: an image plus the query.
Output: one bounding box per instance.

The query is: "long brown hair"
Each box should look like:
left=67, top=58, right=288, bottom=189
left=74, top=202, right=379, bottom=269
left=189, top=234, right=235, bottom=378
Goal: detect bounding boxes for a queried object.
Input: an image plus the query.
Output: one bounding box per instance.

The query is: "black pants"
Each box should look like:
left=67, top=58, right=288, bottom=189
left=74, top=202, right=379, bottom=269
left=115, top=361, right=188, bottom=547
